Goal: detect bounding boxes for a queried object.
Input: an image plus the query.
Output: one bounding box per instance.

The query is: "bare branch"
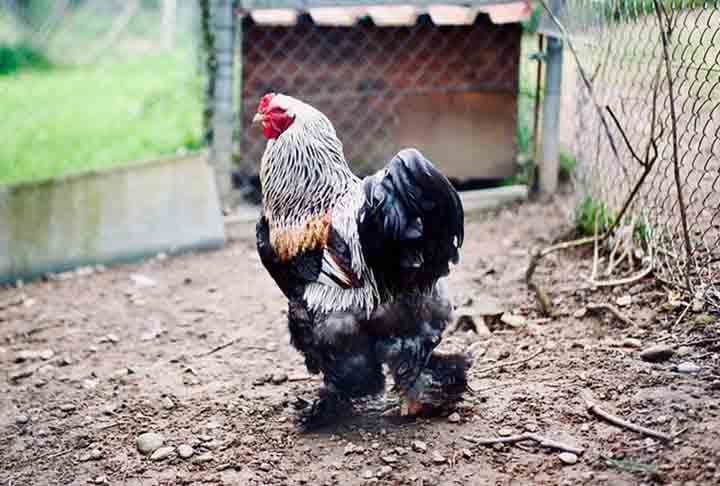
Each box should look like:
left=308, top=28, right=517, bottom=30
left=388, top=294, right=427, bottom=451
left=474, top=349, right=544, bottom=377
left=585, top=398, right=672, bottom=442
left=585, top=302, right=637, bottom=327
left=463, top=433, right=584, bottom=455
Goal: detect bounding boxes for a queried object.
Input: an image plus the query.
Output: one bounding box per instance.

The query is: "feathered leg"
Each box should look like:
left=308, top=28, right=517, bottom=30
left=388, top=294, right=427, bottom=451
left=295, top=311, right=385, bottom=430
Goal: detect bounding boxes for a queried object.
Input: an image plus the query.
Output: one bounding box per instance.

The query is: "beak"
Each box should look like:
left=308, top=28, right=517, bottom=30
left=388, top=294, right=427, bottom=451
left=252, top=113, right=264, bottom=125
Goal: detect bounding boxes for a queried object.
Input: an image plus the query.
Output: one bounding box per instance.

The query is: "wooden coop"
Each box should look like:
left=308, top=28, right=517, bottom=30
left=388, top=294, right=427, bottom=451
left=237, top=1, right=531, bottom=184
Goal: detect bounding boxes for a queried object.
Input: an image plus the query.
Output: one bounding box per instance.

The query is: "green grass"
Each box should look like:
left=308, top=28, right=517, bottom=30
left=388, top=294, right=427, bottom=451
left=0, top=51, right=203, bottom=185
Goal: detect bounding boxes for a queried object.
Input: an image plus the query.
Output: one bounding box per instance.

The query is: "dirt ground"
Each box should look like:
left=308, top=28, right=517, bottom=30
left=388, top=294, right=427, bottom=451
left=2, top=195, right=720, bottom=486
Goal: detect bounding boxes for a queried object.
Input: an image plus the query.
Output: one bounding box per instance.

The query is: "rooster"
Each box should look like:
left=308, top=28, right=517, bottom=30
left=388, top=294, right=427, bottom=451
left=253, top=93, right=471, bottom=429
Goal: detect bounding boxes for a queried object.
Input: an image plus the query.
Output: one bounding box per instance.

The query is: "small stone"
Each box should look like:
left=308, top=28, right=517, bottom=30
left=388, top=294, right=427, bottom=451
left=59, top=403, right=76, bottom=412
left=130, top=274, right=157, bottom=288
left=616, top=295, right=632, bottom=307
left=193, top=452, right=214, bottom=464
left=461, top=448, right=473, bottom=459
left=558, top=452, right=578, bottom=465
left=448, top=412, right=461, bottom=423
left=344, top=443, right=359, bottom=455
left=622, top=338, right=642, bottom=349
left=202, top=440, right=222, bottom=450
left=178, top=444, right=194, bottom=459
left=271, top=373, right=288, bottom=385
left=58, top=356, right=73, bottom=366
left=15, top=414, right=29, bottom=425
left=573, top=308, right=587, bottom=318
left=500, top=313, right=527, bottom=328
left=136, top=432, right=164, bottom=455
left=524, top=422, right=538, bottom=433
left=151, top=446, right=174, bottom=461
left=676, top=362, right=701, bottom=374
left=580, top=423, right=591, bottom=433
left=362, top=470, right=373, bottom=480
left=381, top=454, right=398, bottom=464
left=162, top=396, right=175, bottom=410
left=640, top=345, right=675, bottom=363
left=694, top=313, right=715, bottom=327
left=656, top=415, right=669, bottom=424
left=412, top=441, right=427, bottom=453
left=498, top=427, right=513, bottom=437
left=259, top=462, right=272, bottom=472
left=99, top=334, right=119, bottom=344
left=378, top=466, right=392, bottom=478
left=431, top=452, right=446, bottom=464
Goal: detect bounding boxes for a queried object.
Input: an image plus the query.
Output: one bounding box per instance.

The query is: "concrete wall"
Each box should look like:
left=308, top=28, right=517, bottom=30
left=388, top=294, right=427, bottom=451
left=0, top=154, right=226, bottom=284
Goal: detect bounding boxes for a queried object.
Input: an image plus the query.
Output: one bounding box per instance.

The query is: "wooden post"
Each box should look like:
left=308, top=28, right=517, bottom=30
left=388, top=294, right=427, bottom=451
left=210, top=0, right=236, bottom=210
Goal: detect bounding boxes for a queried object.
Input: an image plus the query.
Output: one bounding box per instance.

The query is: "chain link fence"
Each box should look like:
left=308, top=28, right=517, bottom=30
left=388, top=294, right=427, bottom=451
left=237, top=11, right=522, bottom=182
left=543, top=0, right=719, bottom=310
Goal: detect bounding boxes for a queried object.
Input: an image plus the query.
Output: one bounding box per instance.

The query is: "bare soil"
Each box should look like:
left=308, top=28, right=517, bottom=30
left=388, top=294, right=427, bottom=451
left=2, top=195, right=719, bottom=486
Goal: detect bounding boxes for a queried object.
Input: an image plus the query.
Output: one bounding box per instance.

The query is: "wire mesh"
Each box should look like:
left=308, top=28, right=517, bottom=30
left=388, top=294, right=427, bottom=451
left=238, top=13, right=521, bottom=179
left=554, top=0, right=719, bottom=307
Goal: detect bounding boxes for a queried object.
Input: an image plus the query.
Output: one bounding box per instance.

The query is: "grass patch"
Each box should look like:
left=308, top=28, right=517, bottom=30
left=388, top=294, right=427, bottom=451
left=0, top=42, right=51, bottom=75
left=0, top=51, right=203, bottom=185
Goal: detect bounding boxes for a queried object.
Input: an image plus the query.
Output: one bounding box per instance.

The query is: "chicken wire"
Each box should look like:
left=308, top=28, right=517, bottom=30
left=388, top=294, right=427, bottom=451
left=237, top=12, right=521, bottom=178
left=553, top=0, right=719, bottom=309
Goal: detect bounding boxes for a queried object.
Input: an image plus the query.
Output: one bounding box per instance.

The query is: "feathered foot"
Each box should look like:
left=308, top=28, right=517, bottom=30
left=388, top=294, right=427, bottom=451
left=295, top=388, right=351, bottom=431
left=389, top=352, right=473, bottom=417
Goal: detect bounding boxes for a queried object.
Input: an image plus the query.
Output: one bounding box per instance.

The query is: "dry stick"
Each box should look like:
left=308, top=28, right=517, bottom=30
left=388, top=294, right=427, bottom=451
left=653, top=0, right=693, bottom=292
left=474, top=348, right=544, bottom=377
left=678, top=337, right=720, bottom=348
left=195, top=340, right=270, bottom=358
left=587, top=265, right=654, bottom=288
left=463, top=433, right=584, bottom=455
left=586, top=303, right=637, bottom=327
left=585, top=398, right=672, bottom=442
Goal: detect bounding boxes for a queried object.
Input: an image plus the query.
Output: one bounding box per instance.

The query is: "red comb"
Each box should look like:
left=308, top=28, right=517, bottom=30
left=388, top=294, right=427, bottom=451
left=258, top=93, right=275, bottom=114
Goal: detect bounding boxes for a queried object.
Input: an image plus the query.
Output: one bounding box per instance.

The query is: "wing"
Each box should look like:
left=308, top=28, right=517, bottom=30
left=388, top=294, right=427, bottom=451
left=256, top=216, right=362, bottom=301
left=357, top=148, right=464, bottom=294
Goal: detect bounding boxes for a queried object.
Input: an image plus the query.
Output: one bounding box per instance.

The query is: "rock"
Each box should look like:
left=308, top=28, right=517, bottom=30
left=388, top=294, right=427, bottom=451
left=454, top=315, right=480, bottom=334
left=271, top=373, right=288, bottom=385
left=136, top=432, right=164, bottom=455
left=381, top=454, right=398, bottom=464
left=378, top=466, right=392, bottom=478
left=59, top=403, right=76, bottom=412
left=500, top=313, right=527, bottom=328
left=640, top=345, right=675, bottom=363
left=344, top=443, right=362, bottom=455
left=573, top=308, right=587, bottom=318
left=162, top=396, right=175, bottom=410
left=448, top=412, right=461, bottom=423
left=259, top=462, right=272, bottom=472
left=193, top=452, right=214, bottom=464
left=580, top=423, right=591, bottom=433
left=616, top=295, right=632, bottom=307
left=461, top=448, right=473, bottom=459
left=202, top=440, right=222, bottom=450
left=58, top=355, right=73, bottom=366
left=622, top=338, right=642, bottom=349
left=178, top=444, right=194, bottom=459
left=89, top=448, right=103, bottom=460
left=558, top=452, right=578, bottom=465
left=498, top=427, right=513, bottom=437
left=15, top=414, right=29, bottom=425
left=362, top=470, right=373, bottom=480
left=130, top=274, right=157, bottom=288
left=99, top=334, right=119, bottom=344
left=15, top=349, right=54, bottom=362
left=412, top=441, right=428, bottom=453
left=431, top=452, right=446, bottom=464
left=151, top=446, right=174, bottom=461
left=676, top=362, right=701, bottom=374
left=524, top=422, right=538, bottom=433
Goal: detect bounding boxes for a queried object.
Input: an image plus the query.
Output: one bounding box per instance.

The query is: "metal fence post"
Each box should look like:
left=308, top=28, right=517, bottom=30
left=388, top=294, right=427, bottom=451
left=210, top=0, right=236, bottom=210
left=539, top=0, right=564, bottom=196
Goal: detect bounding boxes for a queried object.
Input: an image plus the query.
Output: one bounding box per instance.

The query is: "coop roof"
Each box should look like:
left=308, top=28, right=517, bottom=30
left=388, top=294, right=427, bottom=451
left=239, top=0, right=532, bottom=26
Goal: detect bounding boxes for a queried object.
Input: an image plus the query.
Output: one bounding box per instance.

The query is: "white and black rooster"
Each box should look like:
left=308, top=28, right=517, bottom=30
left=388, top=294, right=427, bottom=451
left=253, top=93, right=470, bottom=429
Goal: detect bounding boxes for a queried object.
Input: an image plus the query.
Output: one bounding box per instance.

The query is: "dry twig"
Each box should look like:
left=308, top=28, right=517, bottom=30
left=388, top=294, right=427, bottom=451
left=474, top=348, right=544, bottom=377
left=585, top=398, right=672, bottom=442
left=463, top=433, right=584, bottom=455
left=587, top=265, right=654, bottom=288
left=195, top=340, right=270, bottom=358
left=585, top=303, right=637, bottom=327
